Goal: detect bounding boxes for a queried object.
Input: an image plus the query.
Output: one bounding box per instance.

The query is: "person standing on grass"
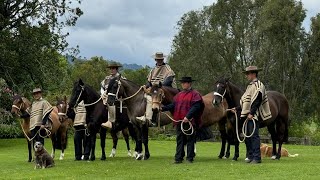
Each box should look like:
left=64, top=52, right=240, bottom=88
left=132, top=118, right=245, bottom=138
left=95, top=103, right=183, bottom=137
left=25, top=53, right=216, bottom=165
left=161, top=76, right=204, bottom=164
left=231, top=66, right=271, bottom=164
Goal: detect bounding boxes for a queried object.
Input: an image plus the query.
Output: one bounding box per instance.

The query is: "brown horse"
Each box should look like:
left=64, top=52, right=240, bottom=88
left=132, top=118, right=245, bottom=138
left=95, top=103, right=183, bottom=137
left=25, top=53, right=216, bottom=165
left=55, top=96, right=73, bottom=160
left=213, top=77, right=289, bottom=160
left=149, top=83, right=239, bottom=160
left=11, top=96, right=63, bottom=161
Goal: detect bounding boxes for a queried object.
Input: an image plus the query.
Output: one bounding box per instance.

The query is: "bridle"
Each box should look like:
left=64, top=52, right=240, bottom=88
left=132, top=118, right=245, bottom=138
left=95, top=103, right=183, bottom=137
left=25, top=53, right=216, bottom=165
left=12, top=99, right=28, bottom=116
left=212, top=83, right=227, bottom=106
left=107, top=79, right=144, bottom=113
left=151, top=88, right=165, bottom=107
left=73, top=85, right=102, bottom=108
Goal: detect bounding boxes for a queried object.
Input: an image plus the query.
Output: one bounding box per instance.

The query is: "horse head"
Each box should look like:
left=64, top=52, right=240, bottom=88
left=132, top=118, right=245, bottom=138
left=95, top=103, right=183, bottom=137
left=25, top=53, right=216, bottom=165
left=11, top=95, right=30, bottom=116
left=106, top=75, right=123, bottom=106
left=149, top=82, right=165, bottom=113
left=213, top=77, right=231, bottom=106
left=69, top=79, right=86, bottom=109
left=56, top=96, right=71, bottom=121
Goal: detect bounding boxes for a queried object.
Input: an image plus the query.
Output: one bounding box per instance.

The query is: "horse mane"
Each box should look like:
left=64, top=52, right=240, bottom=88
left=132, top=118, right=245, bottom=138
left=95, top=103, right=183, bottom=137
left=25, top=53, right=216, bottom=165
left=21, top=97, right=31, bottom=107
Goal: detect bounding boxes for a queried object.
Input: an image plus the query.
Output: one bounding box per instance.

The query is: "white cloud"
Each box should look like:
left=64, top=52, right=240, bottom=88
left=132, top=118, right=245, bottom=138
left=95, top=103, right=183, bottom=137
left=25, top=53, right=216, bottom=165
left=65, top=0, right=320, bottom=66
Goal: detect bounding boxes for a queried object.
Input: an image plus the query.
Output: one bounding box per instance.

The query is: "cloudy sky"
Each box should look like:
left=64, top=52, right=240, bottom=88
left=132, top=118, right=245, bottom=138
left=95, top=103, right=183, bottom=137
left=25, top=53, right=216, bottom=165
left=66, top=0, right=320, bottom=66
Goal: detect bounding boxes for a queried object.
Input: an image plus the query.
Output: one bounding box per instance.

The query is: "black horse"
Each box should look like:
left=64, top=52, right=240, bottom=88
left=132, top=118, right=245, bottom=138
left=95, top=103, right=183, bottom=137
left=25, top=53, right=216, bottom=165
left=68, top=79, right=137, bottom=160
left=107, top=76, right=150, bottom=160
left=68, top=79, right=108, bottom=161
left=213, top=77, right=289, bottom=160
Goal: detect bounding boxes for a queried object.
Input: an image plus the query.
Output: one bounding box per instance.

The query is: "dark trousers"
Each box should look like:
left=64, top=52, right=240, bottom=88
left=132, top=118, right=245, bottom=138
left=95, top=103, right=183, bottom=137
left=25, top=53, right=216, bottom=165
left=74, top=125, right=87, bottom=160
left=31, top=126, right=45, bottom=145
left=175, top=124, right=196, bottom=162
left=245, top=119, right=261, bottom=161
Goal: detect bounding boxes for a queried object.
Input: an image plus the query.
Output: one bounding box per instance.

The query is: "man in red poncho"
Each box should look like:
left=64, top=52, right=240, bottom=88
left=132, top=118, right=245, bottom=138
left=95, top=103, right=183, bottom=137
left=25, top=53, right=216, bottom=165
left=161, top=76, right=204, bottom=164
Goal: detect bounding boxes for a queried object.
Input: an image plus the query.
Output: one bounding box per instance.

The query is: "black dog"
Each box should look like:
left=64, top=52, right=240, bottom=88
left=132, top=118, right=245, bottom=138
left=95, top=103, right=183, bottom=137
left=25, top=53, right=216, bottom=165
left=34, top=142, right=54, bottom=169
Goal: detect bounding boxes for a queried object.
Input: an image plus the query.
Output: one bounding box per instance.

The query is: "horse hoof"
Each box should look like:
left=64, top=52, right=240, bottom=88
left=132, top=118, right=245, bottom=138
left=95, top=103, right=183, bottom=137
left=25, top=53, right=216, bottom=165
left=59, top=153, right=64, bottom=160
left=232, top=157, right=238, bottom=161
left=144, top=154, right=150, bottom=160
left=90, top=156, right=96, bottom=161
left=218, top=155, right=223, bottom=159
left=127, top=150, right=132, bottom=157
left=135, top=153, right=144, bottom=160
left=271, top=155, right=277, bottom=160
left=222, top=156, right=227, bottom=159
left=101, top=156, right=106, bottom=161
left=133, top=151, right=138, bottom=158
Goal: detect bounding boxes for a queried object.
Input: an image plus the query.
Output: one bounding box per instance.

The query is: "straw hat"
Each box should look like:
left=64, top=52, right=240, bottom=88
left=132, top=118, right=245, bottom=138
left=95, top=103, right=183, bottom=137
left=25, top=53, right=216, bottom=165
left=242, top=66, right=262, bottom=73
left=151, top=52, right=167, bottom=60
left=32, top=88, right=42, bottom=94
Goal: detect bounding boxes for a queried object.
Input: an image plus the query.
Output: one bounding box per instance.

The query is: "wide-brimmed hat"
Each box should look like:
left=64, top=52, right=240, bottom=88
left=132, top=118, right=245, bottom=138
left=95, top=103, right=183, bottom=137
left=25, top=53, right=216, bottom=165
left=178, top=76, right=196, bottom=83
left=151, top=52, right=167, bottom=60
left=242, top=66, right=262, bottom=73
left=107, top=62, right=122, bottom=68
left=32, top=88, right=42, bottom=94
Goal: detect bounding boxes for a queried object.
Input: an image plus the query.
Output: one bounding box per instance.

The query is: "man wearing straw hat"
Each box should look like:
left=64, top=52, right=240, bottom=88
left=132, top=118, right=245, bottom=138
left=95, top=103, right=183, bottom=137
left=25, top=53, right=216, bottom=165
left=137, top=52, right=176, bottom=124
left=231, top=66, right=271, bottom=164
left=161, top=76, right=204, bottom=164
left=29, top=88, right=53, bottom=145
left=101, top=62, right=126, bottom=129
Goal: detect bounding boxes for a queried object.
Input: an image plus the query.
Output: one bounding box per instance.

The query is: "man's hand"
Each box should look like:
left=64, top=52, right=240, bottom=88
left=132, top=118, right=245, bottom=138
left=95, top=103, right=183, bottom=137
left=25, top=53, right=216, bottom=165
left=248, top=114, right=253, bottom=120
left=40, top=125, right=45, bottom=129
left=183, top=117, right=189, bottom=123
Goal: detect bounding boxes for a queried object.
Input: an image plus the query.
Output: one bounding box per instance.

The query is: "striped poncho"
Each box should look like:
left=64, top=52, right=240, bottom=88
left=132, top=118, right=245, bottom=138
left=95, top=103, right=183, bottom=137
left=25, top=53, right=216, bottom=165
left=73, top=101, right=86, bottom=126
left=240, top=79, right=272, bottom=121
left=30, top=98, right=53, bottom=130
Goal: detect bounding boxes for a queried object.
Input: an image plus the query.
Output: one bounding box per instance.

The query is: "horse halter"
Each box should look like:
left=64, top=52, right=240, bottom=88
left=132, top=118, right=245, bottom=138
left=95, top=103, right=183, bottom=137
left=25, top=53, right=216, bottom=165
left=151, top=89, right=165, bottom=106
left=214, top=83, right=227, bottom=99
left=12, top=99, right=26, bottom=115
left=73, top=85, right=85, bottom=108
left=107, top=79, right=122, bottom=102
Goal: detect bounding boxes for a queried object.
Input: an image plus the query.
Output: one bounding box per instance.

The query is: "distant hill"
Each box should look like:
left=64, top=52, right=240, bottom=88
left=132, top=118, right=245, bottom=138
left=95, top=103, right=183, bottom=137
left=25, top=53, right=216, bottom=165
left=122, top=63, right=144, bottom=70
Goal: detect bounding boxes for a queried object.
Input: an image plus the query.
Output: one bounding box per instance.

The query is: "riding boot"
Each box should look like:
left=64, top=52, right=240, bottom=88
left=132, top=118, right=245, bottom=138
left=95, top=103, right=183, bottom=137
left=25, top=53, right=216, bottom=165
left=136, top=94, right=155, bottom=126
left=101, top=105, right=116, bottom=129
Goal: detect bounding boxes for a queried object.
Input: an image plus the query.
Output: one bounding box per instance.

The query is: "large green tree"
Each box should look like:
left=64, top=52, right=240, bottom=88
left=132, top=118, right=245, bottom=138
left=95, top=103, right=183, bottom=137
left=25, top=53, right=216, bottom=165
left=0, top=0, right=83, bottom=93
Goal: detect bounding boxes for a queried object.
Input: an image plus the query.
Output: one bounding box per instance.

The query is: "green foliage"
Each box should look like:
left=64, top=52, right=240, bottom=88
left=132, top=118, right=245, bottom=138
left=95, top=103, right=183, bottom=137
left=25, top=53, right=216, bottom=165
left=122, top=66, right=151, bottom=86
left=170, top=0, right=317, bottom=124
left=0, top=0, right=83, bottom=94
left=70, top=56, right=109, bottom=91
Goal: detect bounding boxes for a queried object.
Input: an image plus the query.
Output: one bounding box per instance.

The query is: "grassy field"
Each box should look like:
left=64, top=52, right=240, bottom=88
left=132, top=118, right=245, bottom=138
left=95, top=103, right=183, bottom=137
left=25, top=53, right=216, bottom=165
left=0, top=138, right=320, bottom=180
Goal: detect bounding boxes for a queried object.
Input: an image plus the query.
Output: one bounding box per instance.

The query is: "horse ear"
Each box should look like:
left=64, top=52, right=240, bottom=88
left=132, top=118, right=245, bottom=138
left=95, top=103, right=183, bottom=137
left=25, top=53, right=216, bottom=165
left=64, top=95, right=67, bottom=102
left=79, top=79, right=84, bottom=86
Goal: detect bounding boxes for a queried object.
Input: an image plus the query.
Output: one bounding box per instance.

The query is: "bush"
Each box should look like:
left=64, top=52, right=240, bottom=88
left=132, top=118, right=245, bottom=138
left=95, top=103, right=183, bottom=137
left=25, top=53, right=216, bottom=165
left=0, top=109, right=23, bottom=138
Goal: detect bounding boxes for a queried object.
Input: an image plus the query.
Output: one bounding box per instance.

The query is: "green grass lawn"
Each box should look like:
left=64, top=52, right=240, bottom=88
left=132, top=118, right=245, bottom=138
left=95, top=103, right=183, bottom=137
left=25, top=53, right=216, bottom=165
left=0, top=138, right=320, bottom=180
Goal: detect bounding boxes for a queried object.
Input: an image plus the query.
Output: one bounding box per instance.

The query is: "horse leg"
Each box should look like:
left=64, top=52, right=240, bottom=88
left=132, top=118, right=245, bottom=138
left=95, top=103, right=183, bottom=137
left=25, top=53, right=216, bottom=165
left=83, top=134, right=91, bottom=161
left=267, top=123, right=277, bottom=160
left=109, top=130, right=118, bottom=157
left=59, top=128, right=66, bottom=160
left=27, top=139, right=32, bottom=162
left=142, top=124, right=150, bottom=160
left=50, top=135, right=56, bottom=159
left=100, top=128, right=107, bottom=160
left=90, top=133, right=96, bottom=161
left=232, top=141, right=239, bottom=161
left=134, top=126, right=143, bottom=160
left=122, top=128, right=132, bottom=157
left=276, top=118, right=286, bottom=160
left=225, top=142, right=231, bottom=159
left=218, top=127, right=227, bottom=159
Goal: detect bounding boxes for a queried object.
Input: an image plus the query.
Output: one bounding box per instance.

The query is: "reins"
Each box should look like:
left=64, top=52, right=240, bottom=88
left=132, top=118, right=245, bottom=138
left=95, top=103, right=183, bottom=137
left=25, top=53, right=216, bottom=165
left=160, top=112, right=194, bottom=135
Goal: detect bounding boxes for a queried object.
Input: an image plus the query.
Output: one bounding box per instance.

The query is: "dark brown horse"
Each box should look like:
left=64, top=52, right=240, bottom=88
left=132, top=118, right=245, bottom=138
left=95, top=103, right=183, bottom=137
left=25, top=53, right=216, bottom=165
left=213, top=77, right=289, bottom=160
left=149, top=83, right=238, bottom=160
left=107, top=76, right=150, bottom=160
left=11, top=96, right=67, bottom=161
